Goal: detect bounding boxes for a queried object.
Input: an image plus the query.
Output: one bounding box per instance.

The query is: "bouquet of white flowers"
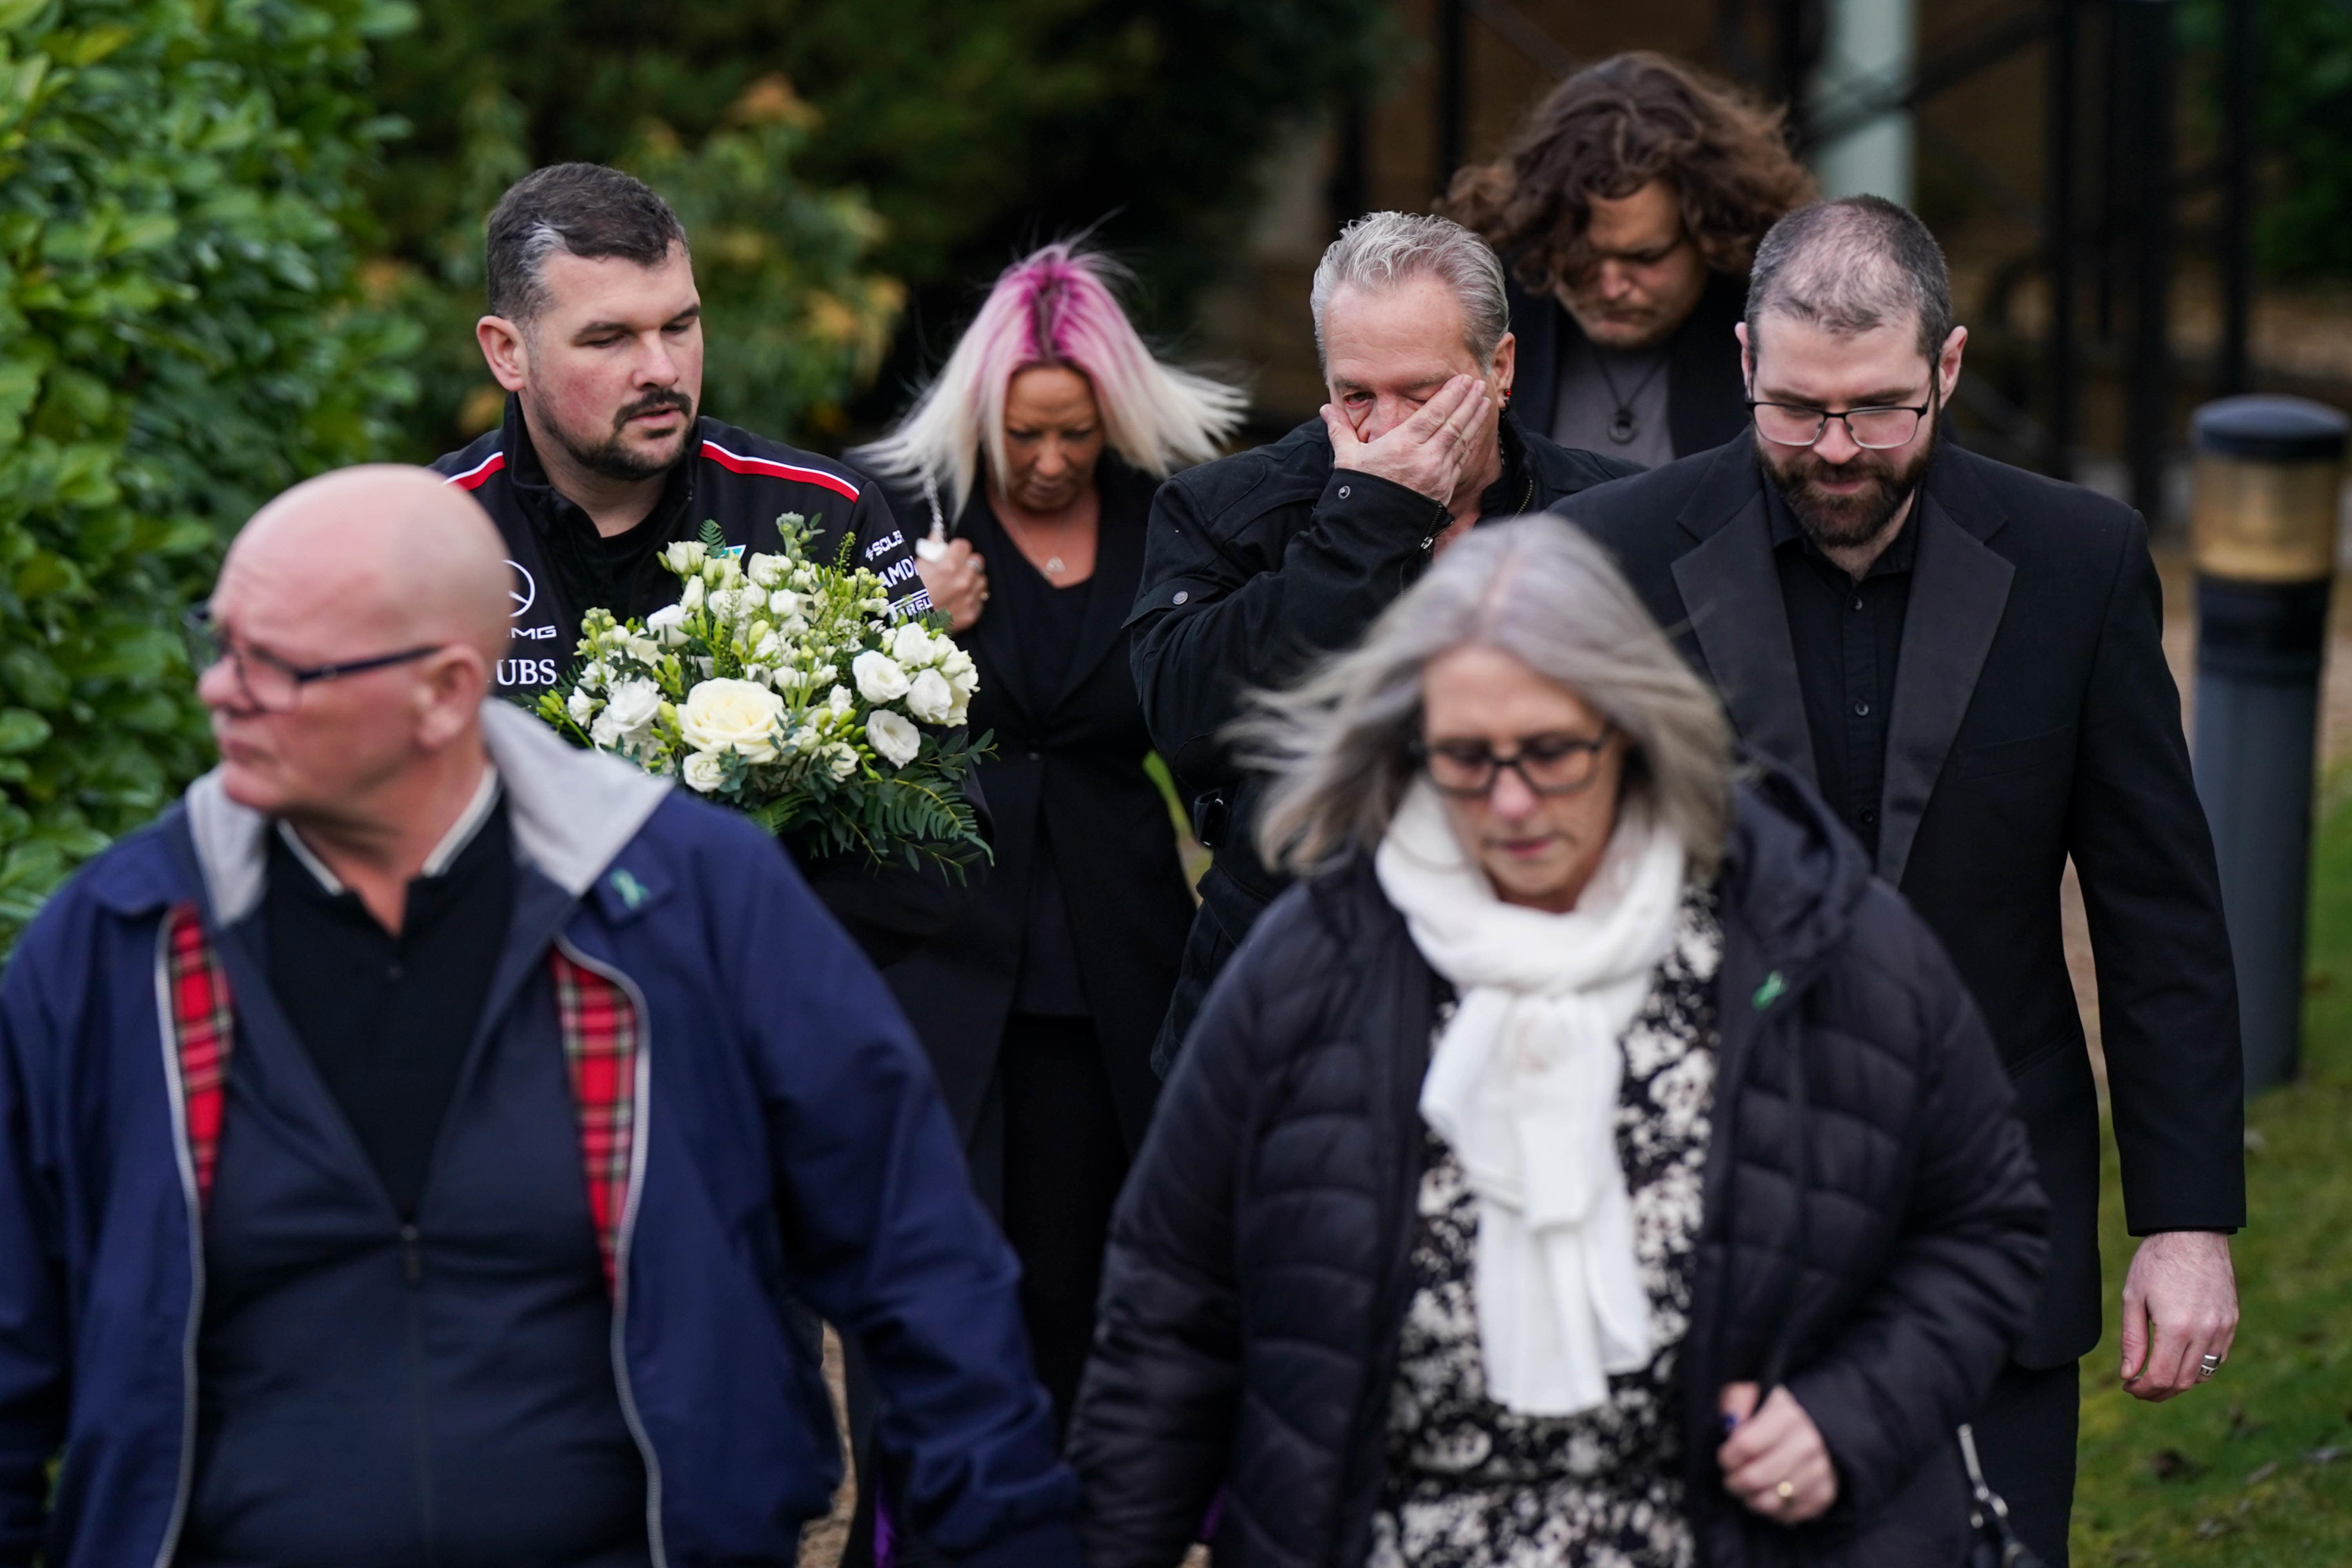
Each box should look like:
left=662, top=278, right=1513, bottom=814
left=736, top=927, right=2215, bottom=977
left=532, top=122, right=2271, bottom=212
left=535, top=518, right=990, bottom=870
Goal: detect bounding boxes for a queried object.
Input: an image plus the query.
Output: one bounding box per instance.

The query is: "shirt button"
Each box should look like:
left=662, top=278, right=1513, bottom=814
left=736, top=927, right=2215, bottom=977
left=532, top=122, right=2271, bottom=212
left=1172, top=590, right=1188, bottom=605
left=1851, top=597, right=1864, bottom=611
left=1338, top=485, right=1352, bottom=499
left=1859, top=808, right=1879, bottom=827
left=1853, top=701, right=1871, bottom=717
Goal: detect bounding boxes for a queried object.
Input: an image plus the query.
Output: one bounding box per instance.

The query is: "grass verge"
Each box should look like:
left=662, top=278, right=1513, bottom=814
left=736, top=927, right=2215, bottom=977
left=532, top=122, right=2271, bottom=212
left=2071, top=799, right=2352, bottom=1564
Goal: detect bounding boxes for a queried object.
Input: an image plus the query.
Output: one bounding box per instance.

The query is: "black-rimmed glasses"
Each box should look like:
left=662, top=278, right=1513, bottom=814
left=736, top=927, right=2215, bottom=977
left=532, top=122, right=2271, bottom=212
left=182, top=604, right=446, bottom=713
left=1748, top=399, right=1933, bottom=450
left=1413, top=725, right=1615, bottom=799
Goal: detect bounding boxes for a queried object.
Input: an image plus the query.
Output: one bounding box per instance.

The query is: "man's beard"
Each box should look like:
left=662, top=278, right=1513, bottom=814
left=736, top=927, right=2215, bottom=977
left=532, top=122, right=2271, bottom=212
left=1759, top=399, right=1941, bottom=551
left=532, top=386, right=697, bottom=482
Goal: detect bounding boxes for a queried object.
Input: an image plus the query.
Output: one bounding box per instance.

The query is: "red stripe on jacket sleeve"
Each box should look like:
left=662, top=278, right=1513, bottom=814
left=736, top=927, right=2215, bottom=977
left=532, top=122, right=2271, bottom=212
left=699, top=441, right=861, bottom=502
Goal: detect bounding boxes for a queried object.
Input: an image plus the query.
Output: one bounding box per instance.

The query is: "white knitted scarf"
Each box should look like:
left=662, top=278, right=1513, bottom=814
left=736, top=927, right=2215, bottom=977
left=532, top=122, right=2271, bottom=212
left=1375, top=780, right=1688, bottom=1416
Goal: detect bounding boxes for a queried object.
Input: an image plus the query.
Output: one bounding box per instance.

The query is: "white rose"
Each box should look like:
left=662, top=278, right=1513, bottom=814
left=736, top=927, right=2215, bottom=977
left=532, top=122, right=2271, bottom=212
left=678, top=677, right=785, bottom=762
left=603, top=678, right=662, bottom=737
left=904, top=668, right=956, bottom=725
left=660, top=541, right=708, bottom=573
left=566, top=689, right=599, bottom=726
left=645, top=603, right=689, bottom=646
left=679, top=577, right=706, bottom=612
left=852, top=650, right=911, bottom=704
left=889, top=622, right=936, bottom=668
left=680, top=751, right=727, bottom=793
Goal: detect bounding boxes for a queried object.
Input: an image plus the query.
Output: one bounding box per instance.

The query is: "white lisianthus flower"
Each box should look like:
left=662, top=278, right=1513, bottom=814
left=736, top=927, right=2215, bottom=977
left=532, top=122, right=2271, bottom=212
left=679, top=678, right=786, bottom=762
left=566, top=689, right=600, bottom=726
left=708, top=587, right=742, bottom=621
left=679, top=576, right=706, bottom=613
left=888, top=622, right=935, bottom=668
left=769, top=588, right=803, bottom=618
left=852, top=650, right=911, bottom=704
left=746, top=554, right=784, bottom=588
left=826, top=741, right=862, bottom=780
left=788, top=723, right=820, bottom=754
left=660, top=541, right=708, bottom=573
left=625, top=636, right=662, bottom=665
left=680, top=751, right=728, bottom=793
left=904, top=668, right=956, bottom=725
left=941, top=649, right=978, bottom=692
left=826, top=683, right=855, bottom=717
left=645, top=603, right=690, bottom=646
left=866, top=709, right=921, bottom=768
left=750, top=627, right=781, bottom=664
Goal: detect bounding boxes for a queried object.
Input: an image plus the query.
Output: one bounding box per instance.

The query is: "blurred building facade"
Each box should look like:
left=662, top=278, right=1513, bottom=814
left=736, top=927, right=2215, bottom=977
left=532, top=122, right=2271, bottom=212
left=1195, top=0, right=2347, bottom=532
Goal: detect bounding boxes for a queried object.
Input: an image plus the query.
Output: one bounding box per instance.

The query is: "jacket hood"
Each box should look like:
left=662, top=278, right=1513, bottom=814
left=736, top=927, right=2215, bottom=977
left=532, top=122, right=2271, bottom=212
left=185, top=700, right=671, bottom=924
left=1716, top=750, right=1874, bottom=982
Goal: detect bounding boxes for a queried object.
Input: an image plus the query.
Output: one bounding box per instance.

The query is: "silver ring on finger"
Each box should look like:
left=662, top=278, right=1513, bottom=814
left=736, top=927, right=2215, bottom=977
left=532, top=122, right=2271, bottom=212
left=2199, top=1353, right=2221, bottom=1380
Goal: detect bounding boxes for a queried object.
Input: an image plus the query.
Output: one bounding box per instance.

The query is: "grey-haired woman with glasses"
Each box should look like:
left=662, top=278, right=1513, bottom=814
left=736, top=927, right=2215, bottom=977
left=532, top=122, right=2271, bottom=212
left=1068, top=514, right=2047, bottom=1568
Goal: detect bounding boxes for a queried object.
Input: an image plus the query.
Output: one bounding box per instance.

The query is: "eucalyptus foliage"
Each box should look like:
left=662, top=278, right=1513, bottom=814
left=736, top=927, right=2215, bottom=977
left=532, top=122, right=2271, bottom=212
left=0, top=0, right=416, bottom=946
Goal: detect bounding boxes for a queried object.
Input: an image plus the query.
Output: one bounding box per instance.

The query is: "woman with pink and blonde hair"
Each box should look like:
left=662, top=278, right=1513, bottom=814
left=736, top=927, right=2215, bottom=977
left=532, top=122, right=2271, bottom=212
left=842, top=245, right=1243, bottom=1501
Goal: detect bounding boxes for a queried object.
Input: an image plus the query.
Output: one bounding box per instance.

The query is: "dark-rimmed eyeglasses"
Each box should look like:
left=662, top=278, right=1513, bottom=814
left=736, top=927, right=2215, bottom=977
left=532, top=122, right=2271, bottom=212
left=1748, top=399, right=1932, bottom=450
left=1412, top=725, right=1616, bottom=799
left=182, top=604, right=447, bottom=714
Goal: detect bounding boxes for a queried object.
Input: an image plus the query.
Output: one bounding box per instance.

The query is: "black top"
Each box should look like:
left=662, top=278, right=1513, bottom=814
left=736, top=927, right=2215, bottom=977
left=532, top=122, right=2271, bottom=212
left=261, top=784, right=514, bottom=1219
left=883, top=452, right=1196, bottom=1161
left=986, top=514, right=1096, bottom=1016
left=1559, top=439, right=2244, bottom=1368
left=1767, top=482, right=1918, bottom=860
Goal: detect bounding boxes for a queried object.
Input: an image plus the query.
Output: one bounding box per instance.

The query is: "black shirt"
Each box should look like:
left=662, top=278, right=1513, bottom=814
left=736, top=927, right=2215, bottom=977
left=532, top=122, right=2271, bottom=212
left=1767, top=482, right=1918, bottom=860
left=261, top=777, right=514, bottom=1219
left=981, top=506, right=1094, bottom=1016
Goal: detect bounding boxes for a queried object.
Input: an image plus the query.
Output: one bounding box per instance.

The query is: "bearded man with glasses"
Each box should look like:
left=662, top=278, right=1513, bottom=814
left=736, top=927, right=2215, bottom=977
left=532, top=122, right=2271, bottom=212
left=1556, top=196, right=2244, bottom=1568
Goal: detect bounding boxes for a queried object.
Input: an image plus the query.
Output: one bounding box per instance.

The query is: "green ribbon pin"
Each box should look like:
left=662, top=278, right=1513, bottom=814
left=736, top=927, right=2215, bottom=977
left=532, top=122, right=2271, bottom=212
left=609, top=868, right=649, bottom=910
left=1751, top=970, right=1787, bottom=1011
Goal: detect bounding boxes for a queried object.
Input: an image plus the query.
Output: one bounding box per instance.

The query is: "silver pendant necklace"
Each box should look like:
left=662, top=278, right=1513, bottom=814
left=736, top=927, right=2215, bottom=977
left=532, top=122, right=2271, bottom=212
left=1594, top=345, right=1669, bottom=445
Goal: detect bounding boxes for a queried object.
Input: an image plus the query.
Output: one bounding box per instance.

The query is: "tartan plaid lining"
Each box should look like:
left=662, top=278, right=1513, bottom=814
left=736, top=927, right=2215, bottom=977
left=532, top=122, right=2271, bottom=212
left=552, top=950, right=638, bottom=1291
left=164, top=903, right=234, bottom=1208
left=160, top=904, right=639, bottom=1297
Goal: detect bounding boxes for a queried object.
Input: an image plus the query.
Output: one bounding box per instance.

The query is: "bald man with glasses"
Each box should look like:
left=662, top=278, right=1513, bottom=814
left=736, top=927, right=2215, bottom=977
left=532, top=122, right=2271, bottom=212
left=0, top=466, right=1078, bottom=1568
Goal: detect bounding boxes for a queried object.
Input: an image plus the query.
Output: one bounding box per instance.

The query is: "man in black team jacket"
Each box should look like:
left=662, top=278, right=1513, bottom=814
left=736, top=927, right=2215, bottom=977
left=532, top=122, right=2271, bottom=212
left=432, top=163, right=956, bottom=964
left=1129, top=213, right=1636, bottom=1068
left=1558, top=197, right=2243, bottom=1568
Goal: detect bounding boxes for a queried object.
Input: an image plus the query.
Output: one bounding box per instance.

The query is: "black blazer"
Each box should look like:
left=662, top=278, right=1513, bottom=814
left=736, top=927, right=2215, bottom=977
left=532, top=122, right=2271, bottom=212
left=1507, top=268, right=1751, bottom=459
left=884, top=456, right=1193, bottom=1158
left=1557, top=439, right=2245, bottom=1367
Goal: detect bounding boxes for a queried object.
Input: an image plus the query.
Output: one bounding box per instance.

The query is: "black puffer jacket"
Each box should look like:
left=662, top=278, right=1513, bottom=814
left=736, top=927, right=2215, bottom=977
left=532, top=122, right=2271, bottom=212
left=1068, top=766, right=2048, bottom=1568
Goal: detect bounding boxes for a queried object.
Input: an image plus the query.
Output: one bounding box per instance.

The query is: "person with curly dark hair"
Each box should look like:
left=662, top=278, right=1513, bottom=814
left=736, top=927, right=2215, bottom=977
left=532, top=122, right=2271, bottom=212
left=1446, top=52, right=1815, bottom=467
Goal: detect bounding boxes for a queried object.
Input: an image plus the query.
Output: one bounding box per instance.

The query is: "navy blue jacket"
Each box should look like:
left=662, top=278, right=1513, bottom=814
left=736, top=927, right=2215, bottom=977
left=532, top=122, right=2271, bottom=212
left=0, top=704, right=1079, bottom=1568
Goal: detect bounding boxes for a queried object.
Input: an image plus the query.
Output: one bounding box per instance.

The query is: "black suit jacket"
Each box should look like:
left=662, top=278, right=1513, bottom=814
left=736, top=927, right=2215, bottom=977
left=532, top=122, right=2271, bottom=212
left=1558, top=439, right=2245, bottom=1366
left=1507, top=269, right=1751, bottom=459
left=884, top=456, right=1193, bottom=1163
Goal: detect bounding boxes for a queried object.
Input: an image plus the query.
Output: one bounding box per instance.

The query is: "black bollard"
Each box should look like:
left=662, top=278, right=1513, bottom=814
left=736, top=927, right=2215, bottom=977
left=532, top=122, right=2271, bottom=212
left=2189, top=396, right=2350, bottom=1094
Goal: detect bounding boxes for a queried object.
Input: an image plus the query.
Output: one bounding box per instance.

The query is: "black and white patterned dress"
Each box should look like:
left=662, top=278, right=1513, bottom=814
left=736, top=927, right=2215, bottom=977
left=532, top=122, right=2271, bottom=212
left=1370, top=885, right=1722, bottom=1568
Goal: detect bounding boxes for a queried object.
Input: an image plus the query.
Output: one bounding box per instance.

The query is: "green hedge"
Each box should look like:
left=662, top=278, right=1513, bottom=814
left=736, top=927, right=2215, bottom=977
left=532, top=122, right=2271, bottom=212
left=0, top=0, right=417, bottom=947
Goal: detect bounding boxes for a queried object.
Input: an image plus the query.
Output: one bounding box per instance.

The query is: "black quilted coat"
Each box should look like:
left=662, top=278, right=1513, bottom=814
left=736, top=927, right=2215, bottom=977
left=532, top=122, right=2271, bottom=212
left=1068, top=768, right=2049, bottom=1568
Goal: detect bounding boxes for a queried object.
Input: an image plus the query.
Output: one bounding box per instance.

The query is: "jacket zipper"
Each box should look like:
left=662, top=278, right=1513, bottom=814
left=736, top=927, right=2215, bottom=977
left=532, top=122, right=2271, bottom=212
left=554, top=933, right=670, bottom=1568
left=148, top=919, right=205, bottom=1568
left=399, top=1221, right=440, bottom=1560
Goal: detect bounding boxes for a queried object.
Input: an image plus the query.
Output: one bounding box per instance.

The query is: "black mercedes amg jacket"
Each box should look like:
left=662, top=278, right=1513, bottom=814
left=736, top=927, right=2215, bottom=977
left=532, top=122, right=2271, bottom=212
left=433, top=396, right=927, bottom=702
left=433, top=398, right=964, bottom=965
